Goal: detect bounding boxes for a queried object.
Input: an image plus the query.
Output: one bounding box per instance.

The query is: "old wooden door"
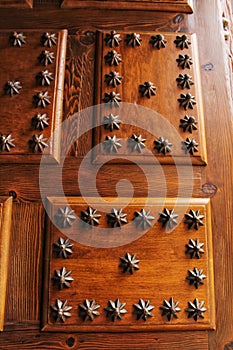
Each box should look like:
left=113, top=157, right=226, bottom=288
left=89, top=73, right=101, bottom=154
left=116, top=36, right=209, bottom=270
left=0, top=0, right=232, bottom=349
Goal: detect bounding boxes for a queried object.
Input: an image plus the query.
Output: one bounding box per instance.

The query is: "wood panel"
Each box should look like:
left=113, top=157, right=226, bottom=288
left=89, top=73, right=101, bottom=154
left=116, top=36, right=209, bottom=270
left=42, top=197, right=215, bottom=332
left=0, top=0, right=32, bottom=8
left=0, top=29, right=67, bottom=163
left=0, top=197, right=12, bottom=331
left=93, top=31, right=207, bottom=165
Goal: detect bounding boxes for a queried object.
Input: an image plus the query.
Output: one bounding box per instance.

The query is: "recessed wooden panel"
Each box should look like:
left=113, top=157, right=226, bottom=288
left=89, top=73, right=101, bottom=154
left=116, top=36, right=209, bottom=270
left=0, top=197, right=12, bottom=331
left=93, top=31, right=207, bottom=165
left=61, top=0, right=193, bottom=13
left=0, top=29, right=67, bottom=163
left=0, top=0, right=32, bottom=8
left=42, top=197, right=215, bottom=332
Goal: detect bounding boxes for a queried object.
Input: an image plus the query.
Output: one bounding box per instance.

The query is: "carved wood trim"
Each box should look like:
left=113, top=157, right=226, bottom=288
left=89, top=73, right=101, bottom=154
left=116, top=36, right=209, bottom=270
left=0, top=0, right=32, bottom=8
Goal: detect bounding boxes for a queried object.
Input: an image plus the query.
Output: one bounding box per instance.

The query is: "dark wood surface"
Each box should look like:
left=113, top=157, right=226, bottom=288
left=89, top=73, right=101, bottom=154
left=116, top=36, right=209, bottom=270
left=0, top=0, right=232, bottom=349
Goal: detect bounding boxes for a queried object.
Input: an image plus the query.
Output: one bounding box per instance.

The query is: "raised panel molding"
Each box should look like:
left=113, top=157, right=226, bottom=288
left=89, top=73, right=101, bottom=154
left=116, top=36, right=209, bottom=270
left=0, top=0, right=32, bottom=8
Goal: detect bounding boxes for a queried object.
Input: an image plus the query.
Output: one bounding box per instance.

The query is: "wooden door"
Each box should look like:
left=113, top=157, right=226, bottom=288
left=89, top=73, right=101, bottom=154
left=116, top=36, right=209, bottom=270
left=0, top=1, right=232, bottom=349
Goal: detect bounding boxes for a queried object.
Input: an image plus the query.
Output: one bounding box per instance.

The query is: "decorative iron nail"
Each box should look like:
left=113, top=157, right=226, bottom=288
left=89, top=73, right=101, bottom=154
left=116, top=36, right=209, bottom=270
left=184, top=209, right=204, bottom=230
left=55, top=206, right=76, bottom=228
left=179, top=115, right=197, bottom=133
left=186, top=267, right=206, bottom=289
left=79, top=299, right=100, bottom=321
left=52, top=267, right=74, bottom=290
left=53, top=237, right=73, bottom=258
left=182, top=137, right=198, bottom=155
left=103, top=135, right=122, bottom=153
left=119, top=252, right=140, bottom=274
left=174, top=34, right=191, bottom=50
left=133, top=299, right=154, bottom=321
left=134, top=209, right=155, bottom=229
left=103, top=113, right=122, bottom=131
left=104, top=298, right=127, bottom=321
left=103, top=91, right=121, bottom=107
left=154, top=136, right=172, bottom=155
left=104, top=30, right=122, bottom=48
left=104, top=71, right=122, bottom=87
left=107, top=208, right=127, bottom=228
left=176, top=73, right=194, bottom=89
left=37, top=70, right=54, bottom=86
left=10, top=31, right=26, bottom=47
left=158, top=208, right=178, bottom=230
left=178, top=93, right=196, bottom=110
left=32, top=113, right=49, bottom=130
left=34, top=91, right=51, bottom=108
left=0, top=134, right=15, bottom=152
left=41, top=32, right=57, bottom=47
left=81, top=206, right=101, bottom=227
left=104, top=50, right=122, bottom=66
left=176, top=54, right=193, bottom=69
left=185, top=238, right=204, bottom=259
left=150, top=34, right=167, bottom=49
left=125, top=33, right=142, bottom=47
left=160, top=297, right=181, bottom=321
left=4, top=81, right=22, bottom=96
left=139, top=81, right=157, bottom=98
left=128, top=134, right=146, bottom=153
left=50, top=299, right=72, bottom=322
left=38, top=50, right=55, bottom=66
left=29, top=134, right=48, bottom=153
left=185, top=298, right=207, bottom=321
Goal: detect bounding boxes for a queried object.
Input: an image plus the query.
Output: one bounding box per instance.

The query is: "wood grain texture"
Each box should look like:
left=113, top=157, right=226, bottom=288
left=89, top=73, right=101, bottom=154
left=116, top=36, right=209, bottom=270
left=0, top=0, right=32, bottom=8
left=4, top=202, right=44, bottom=323
left=61, top=0, right=193, bottom=13
left=0, top=197, right=12, bottom=331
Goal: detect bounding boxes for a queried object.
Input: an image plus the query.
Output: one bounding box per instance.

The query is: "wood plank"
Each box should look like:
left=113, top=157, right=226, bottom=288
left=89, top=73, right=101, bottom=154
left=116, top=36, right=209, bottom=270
left=0, top=0, right=32, bottom=8
left=0, top=197, right=12, bottom=331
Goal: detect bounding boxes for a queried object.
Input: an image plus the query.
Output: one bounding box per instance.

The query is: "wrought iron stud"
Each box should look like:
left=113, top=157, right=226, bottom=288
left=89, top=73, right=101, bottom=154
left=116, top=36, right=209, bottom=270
left=104, top=50, right=122, bottom=66
left=103, top=91, right=121, bottom=107
left=184, top=209, right=204, bottom=230
left=50, top=299, right=72, bottom=322
left=38, top=50, right=55, bottom=66
left=107, top=208, right=127, bottom=228
left=154, top=136, right=172, bottom=155
left=103, top=135, right=122, bottom=153
left=158, top=208, right=178, bottom=230
left=104, top=299, right=127, bottom=321
left=176, top=54, right=193, bottom=69
left=41, top=32, right=57, bottom=47
left=125, top=33, right=142, bottom=47
left=104, top=31, right=122, bottom=48
left=134, top=209, right=154, bottom=229
left=128, top=134, right=146, bottom=153
left=133, top=299, right=154, bottom=321
left=32, top=113, right=49, bottom=130
left=55, top=206, right=76, bottom=228
left=174, top=34, right=191, bottom=50
left=37, top=70, right=54, bottom=86
left=0, top=134, right=15, bottom=152
left=104, top=71, right=122, bottom=87
left=160, top=297, right=181, bottom=321
left=119, top=252, right=140, bottom=274
left=176, top=73, right=194, bottom=89
left=186, top=267, right=206, bottom=289
left=29, top=134, right=48, bottom=152
left=10, top=32, right=26, bottom=47
left=34, top=91, right=51, bottom=108
left=103, top=113, right=122, bottom=131
left=185, top=238, right=204, bottom=259
left=53, top=237, right=73, bottom=258
left=150, top=34, right=167, bottom=49
left=52, top=267, right=74, bottom=290
left=139, top=81, right=157, bottom=98
left=178, top=93, right=196, bottom=110
left=179, top=115, right=197, bottom=133
left=185, top=298, right=207, bottom=321
left=79, top=299, right=100, bottom=321
left=81, top=206, right=101, bottom=227
left=4, top=81, right=22, bottom=96
left=182, top=137, right=198, bottom=155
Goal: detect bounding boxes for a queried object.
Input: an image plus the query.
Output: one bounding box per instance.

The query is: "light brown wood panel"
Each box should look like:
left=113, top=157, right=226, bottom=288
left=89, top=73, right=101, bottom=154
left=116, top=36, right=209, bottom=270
left=5, top=202, right=44, bottom=323
left=0, top=197, right=12, bottom=331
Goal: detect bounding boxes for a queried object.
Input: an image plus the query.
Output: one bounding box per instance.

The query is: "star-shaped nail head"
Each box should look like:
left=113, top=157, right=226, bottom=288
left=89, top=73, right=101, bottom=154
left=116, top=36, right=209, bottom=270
left=41, top=32, right=57, bottom=47
left=184, top=209, right=204, bottom=230
left=103, top=91, right=121, bottom=107
left=176, top=73, right=194, bottom=89
left=178, top=93, right=196, bottom=110
left=174, top=34, right=191, bottom=50
left=176, top=54, right=193, bottom=69
left=154, top=136, right=172, bottom=155
left=185, top=238, right=204, bottom=259
left=37, top=70, right=54, bottom=86
left=104, top=71, right=122, bottom=87
left=133, top=299, right=154, bottom=321
left=53, top=237, right=73, bottom=258
left=134, top=209, right=155, bottom=229
left=186, top=267, right=206, bottom=289
left=104, top=50, right=123, bottom=66
left=160, top=297, right=181, bottom=321
left=79, top=299, right=100, bottom=321
left=128, top=134, right=146, bottom=153
left=103, top=113, right=122, bottom=131
left=125, top=33, right=142, bottom=47
left=38, top=50, right=55, bottom=66
left=4, top=81, right=22, bottom=96
left=32, top=113, right=49, bottom=130
left=104, top=298, right=127, bottom=321
left=0, top=134, right=15, bottom=152
left=10, top=32, right=26, bottom=47
left=52, top=267, right=74, bottom=290
left=185, top=298, right=207, bottom=321
left=119, top=252, right=140, bottom=274
left=50, top=299, right=72, bottom=323
left=34, top=91, right=51, bottom=108
left=182, top=137, right=198, bottom=155
left=158, top=208, right=178, bottom=230
left=29, top=134, right=48, bottom=152
left=139, top=81, right=157, bottom=98
left=81, top=206, right=101, bottom=228
left=104, top=30, right=122, bottom=48
left=150, top=34, right=167, bottom=49
left=103, top=135, right=122, bottom=153
left=179, top=115, right=197, bottom=133
left=107, top=208, right=127, bottom=228
left=55, top=206, right=76, bottom=228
